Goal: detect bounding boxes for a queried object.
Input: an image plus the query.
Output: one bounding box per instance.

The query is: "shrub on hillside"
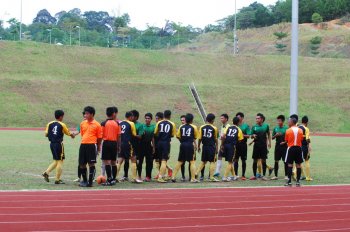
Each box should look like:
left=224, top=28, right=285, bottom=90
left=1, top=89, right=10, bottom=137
left=312, top=13, right=323, bottom=25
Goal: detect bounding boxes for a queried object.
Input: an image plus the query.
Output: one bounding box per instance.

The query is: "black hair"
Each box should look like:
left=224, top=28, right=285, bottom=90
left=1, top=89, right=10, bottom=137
left=185, top=113, right=194, bottom=124
left=131, top=110, right=139, bottom=119
left=290, top=114, right=299, bottom=122
left=112, top=106, right=118, bottom=113
left=125, top=111, right=133, bottom=119
left=106, top=107, right=115, bottom=117
left=55, top=110, right=64, bottom=119
left=277, top=115, right=285, bottom=122
left=145, top=113, right=153, bottom=120
left=302, top=115, right=309, bottom=124
left=290, top=117, right=298, bottom=125
left=221, top=113, right=229, bottom=120
left=164, top=110, right=171, bottom=119
left=233, top=116, right=240, bottom=125
left=83, top=106, right=95, bottom=116
left=206, top=113, right=215, bottom=123
left=180, top=115, right=186, bottom=119
left=155, top=112, right=164, bottom=119
left=236, top=112, right=244, bottom=118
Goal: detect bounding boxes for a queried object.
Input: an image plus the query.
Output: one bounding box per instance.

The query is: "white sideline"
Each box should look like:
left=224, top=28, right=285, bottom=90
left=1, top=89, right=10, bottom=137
left=29, top=218, right=350, bottom=232
left=1, top=184, right=350, bottom=192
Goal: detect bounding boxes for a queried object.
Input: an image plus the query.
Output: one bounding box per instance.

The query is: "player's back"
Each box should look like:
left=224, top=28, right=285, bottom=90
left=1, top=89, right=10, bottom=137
left=120, top=120, right=136, bottom=144
left=155, top=120, right=176, bottom=143
left=177, top=124, right=197, bottom=143
left=298, top=125, right=310, bottom=146
left=46, top=121, right=66, bottom=143
left=101, top=119, right=120, bottom=141
left=286, top=126, right=303, bottom=147
left=199, top=124, right=218, bottom=146
left=224, top=125, right=243, bottom=145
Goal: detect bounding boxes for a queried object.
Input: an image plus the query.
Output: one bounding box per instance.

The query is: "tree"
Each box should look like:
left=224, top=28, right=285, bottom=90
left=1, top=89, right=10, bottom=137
left=114, top=13, right=130, bottom=31
left=312, top=13, right=323, bottom=24
left=237, top=9, right=255, bottom=29
left=7, top=18, right=20, bottom=40
left=299, top=0, right=317, bottom=23
left=83, top=11, right=113, bottom=33
left=310, top=36, right=322, bottom=55
left=33, top=9, right=57, bottom=24
left=273, top=31, right=288, bottom=53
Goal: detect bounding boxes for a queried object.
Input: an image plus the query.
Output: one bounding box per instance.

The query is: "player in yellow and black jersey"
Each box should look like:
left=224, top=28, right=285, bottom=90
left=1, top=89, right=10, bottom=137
left=171, top=113, right=199, bottom=183
left=220, top=117, right=244, bottom=182
left=195, top=113, right=219, bottom=182
left=42, top=110, right=75, bottom=184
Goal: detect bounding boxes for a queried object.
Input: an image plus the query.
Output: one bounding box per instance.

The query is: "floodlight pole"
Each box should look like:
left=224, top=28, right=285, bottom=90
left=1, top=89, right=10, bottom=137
left=233, top=0, right=237, bottom=55
left=290, top=0, right=299, bottom=115
left=19, top=0, right=22, bottom=40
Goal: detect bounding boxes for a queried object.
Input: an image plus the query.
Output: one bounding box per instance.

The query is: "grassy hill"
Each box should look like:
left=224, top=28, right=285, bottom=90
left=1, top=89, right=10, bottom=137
left=181, top=21, right=350, bottom=58
left=0, top=41, right=349, bottom=132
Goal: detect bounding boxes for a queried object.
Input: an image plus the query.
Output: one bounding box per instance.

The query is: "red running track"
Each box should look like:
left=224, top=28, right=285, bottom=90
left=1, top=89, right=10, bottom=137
left=1, top=186, right=350, bottom=232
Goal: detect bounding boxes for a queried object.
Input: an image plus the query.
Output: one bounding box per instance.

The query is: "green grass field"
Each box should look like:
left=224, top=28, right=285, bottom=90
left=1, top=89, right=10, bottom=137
left=0, top=130, right=348, bottom=190
left=0, top=41, right=349, bottom=132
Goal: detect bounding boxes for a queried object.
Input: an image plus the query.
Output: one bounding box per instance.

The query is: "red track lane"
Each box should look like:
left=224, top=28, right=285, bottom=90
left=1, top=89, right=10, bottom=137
left=1, top=186, right=350, bottom=232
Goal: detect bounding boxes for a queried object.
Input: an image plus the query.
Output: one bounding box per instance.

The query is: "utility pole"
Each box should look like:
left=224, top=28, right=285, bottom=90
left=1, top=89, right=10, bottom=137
left=290, top=0, right=299, bottom=115
left=19, top=0, right=22, bottom=40
left=233, top=0, right=238, bottom=55
left=47, top=29, right=52, bottom=44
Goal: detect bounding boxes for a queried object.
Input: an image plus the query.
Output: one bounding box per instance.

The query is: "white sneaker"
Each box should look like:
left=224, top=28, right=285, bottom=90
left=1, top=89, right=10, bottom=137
left=222, top=177, right=231, bottom=182
left=284, top=176, right=289, bottom=180
left=231, top=176, right=239, bottom=181
left=73, top=178, right=81, bottom=182
left=271, top=176, right=278, bottom=180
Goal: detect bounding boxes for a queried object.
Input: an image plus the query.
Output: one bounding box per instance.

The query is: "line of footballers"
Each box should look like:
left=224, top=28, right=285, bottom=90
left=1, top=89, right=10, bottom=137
left=42, top=106, right=312, bottom=187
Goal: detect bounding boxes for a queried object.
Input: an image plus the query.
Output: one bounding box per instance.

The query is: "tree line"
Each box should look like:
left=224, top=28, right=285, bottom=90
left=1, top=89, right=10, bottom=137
left=0, top=8, right=201, bottom=49
left=205, top=0, right=350, bottom=32
left=1, top=0, right=349, bottom=49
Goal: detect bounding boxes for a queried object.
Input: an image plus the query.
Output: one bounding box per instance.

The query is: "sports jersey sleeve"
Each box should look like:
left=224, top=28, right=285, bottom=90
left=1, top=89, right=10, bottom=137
left=198, top=126, right=203, bottom=140
left=171, top=122, right=177, bottom=137
left=80, top=121, right=85, bottom=137
left=176, top=125, right=182, bottom=139
left=61, top=122, right=72, bottom=136
left=305, top=127, right=310, bottom=142
left=130, top=122, right=137, bottom=137
left=97, top=124, right=103, bottom=139
left=193, top=125, right=198, bottom=139
left=272, top=127, right=277, bottom=137
left=154, top=122, right=159, bottom=136
left=223, top=127, right=228, bottom=136
left=214, top=126, right=218, bottom=139
left=238, top=128, right=244, bottom=141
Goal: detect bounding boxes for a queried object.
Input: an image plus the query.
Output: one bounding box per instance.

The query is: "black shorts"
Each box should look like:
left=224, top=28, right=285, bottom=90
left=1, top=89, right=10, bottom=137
left=119, top=142, right=133, bottom=159
left=302, top=145, right=310, bottom=160
left=235, top=142, right=247, bottom=161
left=132, top=141, right=141, bottom=158
left=178, top=142, right=195, bottom=162
left=50, top=142, right=65, bottom=161
left=285, top=146, right=304, bottom=164
left=79, top=144, right=97, bottom=165
left=157, top=141, right=170, bottom=161
left=101, top=141, right=118, bottom=161
left=201, top=145, right=216, bottom=162
left=140, top=142, right=153, bottom=157
left=274, top=145, right=287, bottom=161
left=223, top=144, right=236, bottom=163
left=252, top=144, right=268, bottom=160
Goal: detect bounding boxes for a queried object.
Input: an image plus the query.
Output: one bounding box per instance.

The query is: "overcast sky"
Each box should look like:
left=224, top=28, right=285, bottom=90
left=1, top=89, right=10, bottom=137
left=1, top=0, right=278, bottom=29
